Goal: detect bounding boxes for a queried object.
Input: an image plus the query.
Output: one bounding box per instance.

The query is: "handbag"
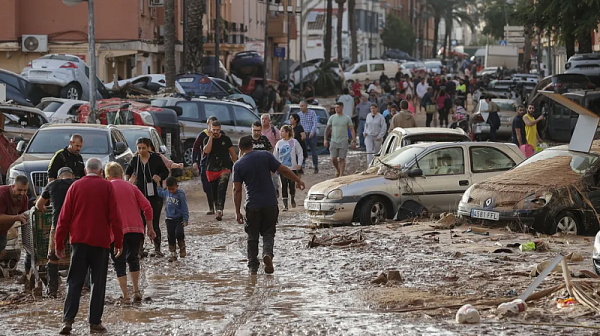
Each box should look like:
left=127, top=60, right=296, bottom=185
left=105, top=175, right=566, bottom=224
left=426, top=104, right=437, bottom=114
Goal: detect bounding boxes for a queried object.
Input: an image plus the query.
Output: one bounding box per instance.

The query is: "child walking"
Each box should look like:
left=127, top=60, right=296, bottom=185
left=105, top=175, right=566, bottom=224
left=157, top=177, right=190, bottom=262
left=274, top=125, right=304, bottom=211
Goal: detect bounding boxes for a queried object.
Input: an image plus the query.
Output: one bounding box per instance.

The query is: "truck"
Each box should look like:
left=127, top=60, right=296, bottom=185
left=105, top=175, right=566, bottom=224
left=484, top=45, right=519, bottom=69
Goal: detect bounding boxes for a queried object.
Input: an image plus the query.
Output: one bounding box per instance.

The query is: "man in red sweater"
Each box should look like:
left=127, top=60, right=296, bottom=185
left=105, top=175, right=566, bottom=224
left=55, top=158, right=123, bottom=335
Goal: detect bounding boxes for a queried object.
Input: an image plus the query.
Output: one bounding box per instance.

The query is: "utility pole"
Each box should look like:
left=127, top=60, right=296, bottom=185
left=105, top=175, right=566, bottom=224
left=264, top=0, right=269, bottom=85
left=547, top=30, right=552, bottom=76
left=299, top=0, right=303, bottom=90
left=215, top=0, right=220, bottom=77
left=286, top=0, right=291, bottom=82
left=88, top=0, right=97, bottom=124
left=183, top=0, right=187, bottom=71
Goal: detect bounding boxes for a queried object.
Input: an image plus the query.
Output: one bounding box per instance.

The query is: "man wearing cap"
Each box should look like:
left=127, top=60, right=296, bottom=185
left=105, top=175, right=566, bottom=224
left=35, top=167, right=77, bottom=297
left=48, top=134, right=85, bottom=182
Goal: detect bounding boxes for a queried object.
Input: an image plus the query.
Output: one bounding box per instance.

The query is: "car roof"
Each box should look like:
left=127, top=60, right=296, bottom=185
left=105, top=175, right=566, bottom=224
left=405, top=141, right=515, bottom=150
left=113, top=125, right=154, bottom=131
left=156, top=96, right=253, bottom=109
left=391, top=127, right=468, bottom=137
left=0, top=103, right=45, bottom=114
left=39, top=123, right=113, bottom=130
left=0, top=67, right=28, bottom=80
left=40, top=97, right=87, bottom=104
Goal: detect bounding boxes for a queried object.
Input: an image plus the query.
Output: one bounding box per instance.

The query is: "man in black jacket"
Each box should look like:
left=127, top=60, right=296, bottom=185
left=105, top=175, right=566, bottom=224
left=48, top=134, right=85, bottom=182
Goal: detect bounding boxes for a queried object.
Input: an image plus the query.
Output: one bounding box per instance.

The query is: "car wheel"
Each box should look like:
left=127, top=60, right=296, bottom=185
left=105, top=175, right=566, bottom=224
left=60, top=83, right=82, bottom=100
left=183, top=142, right=194, bottom=167
left=552, top=211, right=582, bottom=235
left=359, top=197, right=387, bottom=226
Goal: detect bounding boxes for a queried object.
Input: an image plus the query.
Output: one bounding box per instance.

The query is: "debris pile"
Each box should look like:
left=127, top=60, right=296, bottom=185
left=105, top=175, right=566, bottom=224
left=308, top=230, right=365, bottom=248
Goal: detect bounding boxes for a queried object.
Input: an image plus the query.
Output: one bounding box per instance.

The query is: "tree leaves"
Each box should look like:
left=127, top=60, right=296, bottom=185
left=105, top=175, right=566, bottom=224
left=381, top=15, right=416, bottom=53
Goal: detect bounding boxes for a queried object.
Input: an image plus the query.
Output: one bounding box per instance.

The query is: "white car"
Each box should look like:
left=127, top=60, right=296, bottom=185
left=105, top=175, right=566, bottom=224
left=36, top=97, right=87, bottom=123
left=21, top=54, right=111, bottom=101
left=104, top=74, right=186, bottom=94
left=424, top=61, right=443, bottom=75
left=344, top=60, right=398, bottom=84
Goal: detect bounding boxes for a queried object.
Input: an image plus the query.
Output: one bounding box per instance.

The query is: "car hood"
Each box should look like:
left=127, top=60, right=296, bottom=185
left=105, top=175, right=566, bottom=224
left=9, top=153, right=108, bottom=173
left=309, top=172, right=381, bottom=195
left=468, top=156, right=584, bottom=210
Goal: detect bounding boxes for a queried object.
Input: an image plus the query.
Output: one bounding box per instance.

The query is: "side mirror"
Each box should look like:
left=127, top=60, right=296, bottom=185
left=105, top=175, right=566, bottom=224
left=114, top=142, right=127, bottom=155
left=159, top=145, right=168, bottom=155
left=407, top=168, right=423, bottom=178
left=16, top=140, right=27, bottom=154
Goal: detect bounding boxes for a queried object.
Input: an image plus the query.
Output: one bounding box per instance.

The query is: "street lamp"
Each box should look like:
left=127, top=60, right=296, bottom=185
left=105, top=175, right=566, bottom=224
left=62, top=0, right=97, bottom=124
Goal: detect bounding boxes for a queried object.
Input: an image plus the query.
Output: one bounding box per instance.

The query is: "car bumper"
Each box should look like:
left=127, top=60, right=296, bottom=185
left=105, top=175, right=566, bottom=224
left=304, top=200, right=357, bottom=224
left=457, top=202, right=537, bottom=222
left=472, top=122, right=513, bottom=136
left=22, top=71, right=71, bottom=87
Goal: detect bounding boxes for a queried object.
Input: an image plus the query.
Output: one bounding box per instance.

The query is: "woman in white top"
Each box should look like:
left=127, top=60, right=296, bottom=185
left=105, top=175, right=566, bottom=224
left=363, top=103, right=387, bottom=165
left=275, top=125, right=304, bottom=211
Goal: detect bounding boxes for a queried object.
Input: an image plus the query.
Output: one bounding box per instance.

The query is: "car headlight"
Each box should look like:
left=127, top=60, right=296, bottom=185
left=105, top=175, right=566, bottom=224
left=530, top=193, right=552, bottom=207
left=7, top=169, right=26, bottom=185
left=327, top=189, right=343, bottom=200
left=140, top=111, right=154, bottom=126
left=461, top=185, right=475, bottom=204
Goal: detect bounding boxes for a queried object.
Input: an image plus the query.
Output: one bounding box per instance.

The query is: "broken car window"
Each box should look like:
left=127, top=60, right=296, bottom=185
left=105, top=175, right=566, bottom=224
left=380, top=146, right=425, bottom=168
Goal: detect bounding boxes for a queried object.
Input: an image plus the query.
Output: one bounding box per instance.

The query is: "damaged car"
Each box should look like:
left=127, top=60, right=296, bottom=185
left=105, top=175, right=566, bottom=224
left=458, top=143, right=600, bottom=235
left=305, top=142, right=525, bottom=226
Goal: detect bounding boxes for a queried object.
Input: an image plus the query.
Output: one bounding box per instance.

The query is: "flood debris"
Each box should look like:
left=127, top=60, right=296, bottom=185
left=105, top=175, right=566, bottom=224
left=372, top=273, right=388, bottom=285
left=463, top=227, right=489, bottom=236
left=455, top=304, right=480, bottom=324
left=308, top=230, right=365, bottom=248
left=433, top=213, right=459, bottom=230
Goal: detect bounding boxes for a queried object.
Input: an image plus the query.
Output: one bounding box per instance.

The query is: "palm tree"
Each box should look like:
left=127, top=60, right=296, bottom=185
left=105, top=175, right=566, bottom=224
left=324, top=0, right=334, bottom=63
left=348, top=0, right=358, bottom=63
left=164, top=0, right=176, bottom=90
left=425, top=0, right=474, bottom=59
left=336, top=0, right=346, bottom=61
left=184, top=0, right=205, bottom=73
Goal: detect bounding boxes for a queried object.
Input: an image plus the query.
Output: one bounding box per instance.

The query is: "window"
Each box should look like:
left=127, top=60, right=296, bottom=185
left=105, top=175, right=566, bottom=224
left=2, top=111, right=43, bottom=128
left=176, top=101, right=201, bottom=121
left=370, top=63, right=384, bottom=72
left=203, top=103, right=233, bottom=125
left=417, top=147, right=465, bottom=176
left=150, top=129, right=165, bottom=153
left=0, top=73, right=21, bottom=91
left=27, top=130, right=109, bottom=155
left=470, top=147, right=516, bottom=173
left=68, top=104, right=82, bottom=116
left=38, top=101, right=63, bottom=113
left=382, top=135, right=398, bottom=155
left=233, top=106, right=258, bottom=127
left=354, top=64, right=368, bottom=74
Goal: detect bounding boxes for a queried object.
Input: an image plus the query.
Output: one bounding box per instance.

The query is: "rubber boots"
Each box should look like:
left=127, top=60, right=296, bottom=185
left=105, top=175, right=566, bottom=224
left=46, top=262, right=59, bottom=298
left=178, top=240, right=186, bottom=258
left=154, top=241, right=164, bottom=257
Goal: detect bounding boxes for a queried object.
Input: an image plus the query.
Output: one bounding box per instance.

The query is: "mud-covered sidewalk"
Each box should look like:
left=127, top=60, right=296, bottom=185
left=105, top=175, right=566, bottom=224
left=1, top=154, right=599, bottom=335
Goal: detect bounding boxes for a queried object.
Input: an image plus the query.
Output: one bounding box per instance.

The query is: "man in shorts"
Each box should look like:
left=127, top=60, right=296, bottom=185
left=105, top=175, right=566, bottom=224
left=324, top=102, right=356, bottom=177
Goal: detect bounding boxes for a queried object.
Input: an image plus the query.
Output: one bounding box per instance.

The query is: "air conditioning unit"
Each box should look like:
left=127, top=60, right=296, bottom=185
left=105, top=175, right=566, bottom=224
left=149, top=0, right=164, bottom=7
left=22, top=35, right=48, bottom=53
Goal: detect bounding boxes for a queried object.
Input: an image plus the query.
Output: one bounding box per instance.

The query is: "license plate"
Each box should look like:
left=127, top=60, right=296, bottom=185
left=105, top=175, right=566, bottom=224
left=306, top=202, right=320, bottom=211
left=177, top=78, right=194, bottom=83
left=471, top=209, right=500, bottom=221
left=31, top=71, right=49, bottom=77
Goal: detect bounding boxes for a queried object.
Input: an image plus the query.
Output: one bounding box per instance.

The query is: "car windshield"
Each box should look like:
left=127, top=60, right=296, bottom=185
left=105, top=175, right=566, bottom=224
left=39, top=101, right=63, bottom=114
left=380, top=146, right=426, bottom=167
left=120, top=129, right=150, bottom=152
left=27, top=129, right=109, bottom=155
left=518, top=149, right=599, bottom=175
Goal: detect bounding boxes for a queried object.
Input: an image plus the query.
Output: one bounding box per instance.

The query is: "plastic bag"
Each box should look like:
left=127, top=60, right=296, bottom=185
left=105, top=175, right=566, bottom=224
left=535, top=142, right=548, bottom=153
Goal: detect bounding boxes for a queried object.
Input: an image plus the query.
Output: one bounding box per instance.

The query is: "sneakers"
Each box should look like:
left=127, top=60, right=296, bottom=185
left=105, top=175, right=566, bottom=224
left=291, top=196, right=296, bottom=208
left=89, top=323, right=107, bottom=334
left=314, top=168, right=319, bottom=174
left=178, top=240, right=187, bottom=258
left=263, top=255, right=274, bottom=274
left=59, top=321, right=73, bottom=335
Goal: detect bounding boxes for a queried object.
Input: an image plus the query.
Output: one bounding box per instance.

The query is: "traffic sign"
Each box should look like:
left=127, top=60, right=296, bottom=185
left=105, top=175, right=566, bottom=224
left=507, top=37, right=526, bottom=43
left=504, top=26, right=524, bottom=32
left=499, top=40, right=508, bottom=46
left=274, top=47, right=286, bottom=58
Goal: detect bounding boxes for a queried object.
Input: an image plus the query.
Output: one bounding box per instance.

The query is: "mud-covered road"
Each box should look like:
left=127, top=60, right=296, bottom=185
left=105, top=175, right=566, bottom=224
left=1, top=152, right=599, bottom=335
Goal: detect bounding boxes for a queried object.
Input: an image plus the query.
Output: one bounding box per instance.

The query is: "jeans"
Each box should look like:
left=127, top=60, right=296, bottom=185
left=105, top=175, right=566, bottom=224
left=280, top=170, right=297, bottom=199
left=245, top=205, right=278, bottom=269
left=165, top=218, right=185, bottom=247
left=438, top=108, right=449, bottom=127
left=142, top=196, right=164, bottom=246
left=63, top=243, right=109, bottom=325
left=365, top=135, right=382, bottom=164
left=210, top=172, right=231, bottom=211
left=110, top=233, right=142, bottom=278
left=200, top=164, right=214, bottom=211
left=426, top=113, right=435, bottom=127
left=358, top=119, right=366, bottom=148
left=304, top=135, right=319, bottom=170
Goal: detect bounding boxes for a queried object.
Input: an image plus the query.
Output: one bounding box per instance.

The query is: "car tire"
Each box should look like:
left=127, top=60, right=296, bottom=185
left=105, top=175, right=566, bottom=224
left=60, top=83, right=82, bottom=100
left=551, top=211, right=582, bottom=235
left=183, top=141, right=194, bottom=167
left=359, top=196, right=387, bottom=226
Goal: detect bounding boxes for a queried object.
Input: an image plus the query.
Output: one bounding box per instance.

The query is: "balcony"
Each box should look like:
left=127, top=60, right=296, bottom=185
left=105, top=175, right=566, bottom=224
left=206, top=21, right=248, bottom=45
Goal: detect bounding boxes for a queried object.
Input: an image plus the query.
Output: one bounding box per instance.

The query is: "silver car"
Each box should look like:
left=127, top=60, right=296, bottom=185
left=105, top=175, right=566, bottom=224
left=36, top=97, right=87, bottom=123
left=305, top=142, right=525, bottom=226
left=565, top=53, right=600, bottom=81
left=21, top=54, right=111, bottom=101
left=1, top=103, right=49, bottom=142
left=471, top=99, right=517, bottom=140
left=271, top=104, right=329, bottom=145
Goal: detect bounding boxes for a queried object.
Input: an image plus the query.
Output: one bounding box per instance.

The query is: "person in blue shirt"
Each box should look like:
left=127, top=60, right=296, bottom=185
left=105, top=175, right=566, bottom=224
left=157, top=177, right=189, bottom=262
left=233, top=136, right=305, bottom=275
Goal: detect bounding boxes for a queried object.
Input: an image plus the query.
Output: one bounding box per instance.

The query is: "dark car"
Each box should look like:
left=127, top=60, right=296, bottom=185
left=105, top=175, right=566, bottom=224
left=0, top=68, right=47, bottom=107
left=7, top=124, right=133, bottom=202
left=459, top=144, right=600, bottom=236
left=537, top=91, right=600, bottom=143
left=230, top=51, right=264, bottom=78
left=529, top=74, right=595, bottom=113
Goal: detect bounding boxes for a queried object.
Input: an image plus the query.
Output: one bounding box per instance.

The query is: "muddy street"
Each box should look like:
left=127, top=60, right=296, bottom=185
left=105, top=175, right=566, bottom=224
left=1, top=154, right=600, bottom=335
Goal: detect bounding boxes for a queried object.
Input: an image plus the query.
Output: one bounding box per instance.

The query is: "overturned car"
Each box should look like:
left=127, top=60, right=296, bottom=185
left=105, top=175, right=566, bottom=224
left=458, top=143, right=600, bottom=236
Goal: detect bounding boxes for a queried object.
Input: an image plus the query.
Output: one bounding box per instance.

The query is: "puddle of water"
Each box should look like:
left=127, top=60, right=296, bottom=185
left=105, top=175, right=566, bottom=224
left=120, top=308, right=224, bottom=323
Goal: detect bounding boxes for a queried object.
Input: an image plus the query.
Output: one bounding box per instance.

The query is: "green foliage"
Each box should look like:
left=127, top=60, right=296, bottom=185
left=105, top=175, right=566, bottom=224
left=309, top=62, right=341, bottom=97
left=381, top=15, right=415, bottom=54
left=479, top=0, right=520, bottom=40
left=469, top=35, right=498, bottom=46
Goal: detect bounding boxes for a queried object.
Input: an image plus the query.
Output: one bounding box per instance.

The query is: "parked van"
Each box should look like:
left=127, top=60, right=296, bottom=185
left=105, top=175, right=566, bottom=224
left=343, top=60, right=399, bottom=85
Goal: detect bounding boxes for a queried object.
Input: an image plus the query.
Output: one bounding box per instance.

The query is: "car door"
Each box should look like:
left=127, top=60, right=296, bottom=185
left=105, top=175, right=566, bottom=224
left=353, top=64, right=368, bottom=82
left=404, top=146, right=470, bottom=213
left=232, top=105, right=260, bottom=140
left=468, top=146, right=517, bottom=184
left=200, top=101, right=236, bottom=143
left=175, top=100, right=205, bottom=144
left=149, top=128, right=170, bottom=158
left=65, top=103, right=83, bottom=123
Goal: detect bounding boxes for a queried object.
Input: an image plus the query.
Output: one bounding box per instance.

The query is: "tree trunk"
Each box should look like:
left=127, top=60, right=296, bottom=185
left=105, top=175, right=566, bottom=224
left=324, top=0, right=334, bottom=63
left=565, top=33, right=576, bottom=60
left=521, top=24, right=532, bottom=73
left=164, top=0, right=176, bottom=90
left=184, top=0, right=205, bottom=73
left=442, top=18, right=450, bottom=61
left=432, top=14, right=441, bottom=60
left=349, top=0, right=358, bottom=63
left=336, top=0, right=345, bottom=61
left=577, top=32, right=593, bottom=54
